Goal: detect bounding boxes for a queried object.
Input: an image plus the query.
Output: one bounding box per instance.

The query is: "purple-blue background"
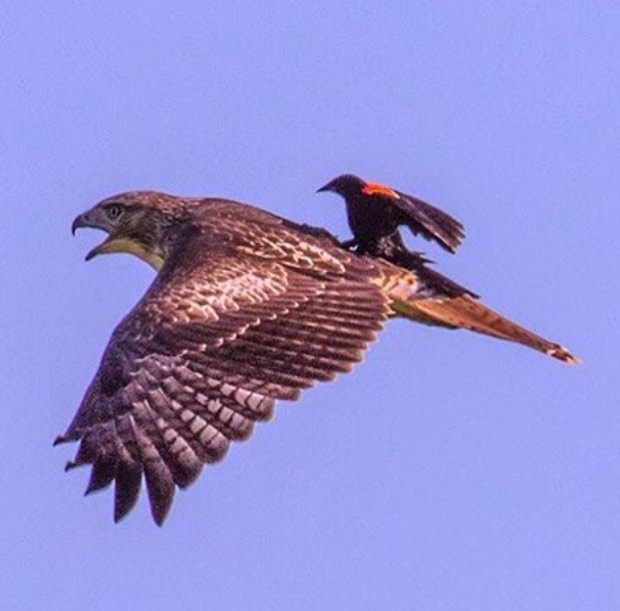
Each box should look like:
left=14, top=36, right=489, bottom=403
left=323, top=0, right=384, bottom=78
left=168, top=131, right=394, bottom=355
left=2, top=3, right=617, bottom=609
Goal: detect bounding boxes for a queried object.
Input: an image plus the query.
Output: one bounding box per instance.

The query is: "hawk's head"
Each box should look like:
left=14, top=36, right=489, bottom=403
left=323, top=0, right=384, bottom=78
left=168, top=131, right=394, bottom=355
left=72, top=191, right=187, bottom=270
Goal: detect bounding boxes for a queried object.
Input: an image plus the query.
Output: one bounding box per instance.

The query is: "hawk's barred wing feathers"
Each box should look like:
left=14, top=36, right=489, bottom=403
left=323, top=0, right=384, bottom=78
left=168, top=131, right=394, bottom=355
left=57, top=213, right=391, bottom=524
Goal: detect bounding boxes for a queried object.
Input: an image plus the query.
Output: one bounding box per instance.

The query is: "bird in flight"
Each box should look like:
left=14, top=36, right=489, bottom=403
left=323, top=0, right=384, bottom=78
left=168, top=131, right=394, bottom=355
left=56, top=191, right=579, bottom=525
left=317, top=173, right=465, bottom=254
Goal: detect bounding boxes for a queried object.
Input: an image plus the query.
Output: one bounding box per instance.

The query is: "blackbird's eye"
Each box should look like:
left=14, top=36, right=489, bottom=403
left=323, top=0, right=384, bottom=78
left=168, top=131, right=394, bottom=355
left=106, top=204, right=124, bottom=222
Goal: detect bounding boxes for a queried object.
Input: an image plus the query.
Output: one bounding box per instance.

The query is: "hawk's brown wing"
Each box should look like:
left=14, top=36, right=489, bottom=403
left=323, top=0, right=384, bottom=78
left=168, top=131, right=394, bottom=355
left=56, top=235, right=390, bottom=525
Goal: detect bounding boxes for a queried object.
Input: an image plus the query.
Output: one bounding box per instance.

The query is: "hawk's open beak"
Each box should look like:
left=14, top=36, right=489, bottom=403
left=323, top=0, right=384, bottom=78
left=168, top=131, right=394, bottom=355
left=71, top=212, right=113, bottom=261
left=84, top=241, right=113, bottom=262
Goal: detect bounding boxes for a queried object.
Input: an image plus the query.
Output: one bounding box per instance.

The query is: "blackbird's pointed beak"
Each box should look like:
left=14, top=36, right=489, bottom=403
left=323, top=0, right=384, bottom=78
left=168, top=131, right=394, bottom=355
left=316, top=181, right=333, bottom=194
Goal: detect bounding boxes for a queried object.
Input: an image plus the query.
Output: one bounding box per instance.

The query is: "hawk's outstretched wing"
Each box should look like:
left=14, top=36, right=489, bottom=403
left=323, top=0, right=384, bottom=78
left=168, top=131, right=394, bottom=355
left=56, top=225, right=390, bottom=525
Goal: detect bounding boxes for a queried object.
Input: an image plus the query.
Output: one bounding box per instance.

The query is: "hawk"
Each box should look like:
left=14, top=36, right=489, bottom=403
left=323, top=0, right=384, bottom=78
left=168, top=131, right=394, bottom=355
left=56, top=191, right=579, bottom=525
left=317, top=173, right=465, bottom=253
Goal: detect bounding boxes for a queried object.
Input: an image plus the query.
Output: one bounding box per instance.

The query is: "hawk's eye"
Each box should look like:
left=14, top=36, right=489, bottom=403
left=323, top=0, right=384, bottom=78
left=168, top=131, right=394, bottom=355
left=106, top=204, right=124, bottom=222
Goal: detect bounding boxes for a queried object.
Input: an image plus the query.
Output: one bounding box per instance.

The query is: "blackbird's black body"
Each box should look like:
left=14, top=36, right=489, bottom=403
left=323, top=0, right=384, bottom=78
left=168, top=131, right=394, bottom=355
left=318, top=173, right=474, bottom=298
left=317, top=173, right=465, bottom=254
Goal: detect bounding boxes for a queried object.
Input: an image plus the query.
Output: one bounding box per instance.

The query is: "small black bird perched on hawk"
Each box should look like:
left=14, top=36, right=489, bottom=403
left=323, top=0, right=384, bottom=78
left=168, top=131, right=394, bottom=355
left=318, top=173, right=581, bottom=358
left=57, top=191, right=579, bottom=525
left=317, top=173, right=465, bottom=254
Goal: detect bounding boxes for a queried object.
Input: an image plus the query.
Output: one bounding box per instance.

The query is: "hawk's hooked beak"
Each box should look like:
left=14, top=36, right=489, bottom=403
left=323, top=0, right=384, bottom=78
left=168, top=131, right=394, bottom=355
left=71, top=213, right=89, bottom=236
left=71, top=212, right=115, bottom=261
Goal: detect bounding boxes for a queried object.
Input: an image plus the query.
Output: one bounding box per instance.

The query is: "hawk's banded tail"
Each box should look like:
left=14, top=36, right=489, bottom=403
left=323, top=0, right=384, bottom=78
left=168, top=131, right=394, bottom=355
left=385, top=275, right=580, bottom=364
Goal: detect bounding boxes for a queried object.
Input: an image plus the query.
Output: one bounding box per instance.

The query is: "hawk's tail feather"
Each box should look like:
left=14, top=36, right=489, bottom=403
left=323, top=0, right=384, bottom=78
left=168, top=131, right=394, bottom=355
left=395, top=293, right=580, bottom=364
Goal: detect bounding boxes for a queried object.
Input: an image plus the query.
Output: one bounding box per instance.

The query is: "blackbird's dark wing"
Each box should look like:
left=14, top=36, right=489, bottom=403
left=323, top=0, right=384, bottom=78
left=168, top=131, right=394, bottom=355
left=56, top=233, right=389, bottom=525
left=392, top=190, right=465, bottom=253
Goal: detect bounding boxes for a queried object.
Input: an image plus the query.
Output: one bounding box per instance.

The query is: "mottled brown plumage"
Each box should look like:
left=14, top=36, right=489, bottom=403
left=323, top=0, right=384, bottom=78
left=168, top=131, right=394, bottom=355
left=56, top=191, right=579, bottom=525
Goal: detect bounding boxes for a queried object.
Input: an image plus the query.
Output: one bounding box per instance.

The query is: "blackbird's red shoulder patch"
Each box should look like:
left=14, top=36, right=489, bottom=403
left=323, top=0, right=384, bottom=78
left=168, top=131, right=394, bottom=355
left=362, top=182, right=400, bottom=199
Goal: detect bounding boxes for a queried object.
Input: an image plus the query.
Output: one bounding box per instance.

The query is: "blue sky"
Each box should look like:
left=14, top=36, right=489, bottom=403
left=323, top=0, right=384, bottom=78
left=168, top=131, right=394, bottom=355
left=2, top=2, right=618, bottom=610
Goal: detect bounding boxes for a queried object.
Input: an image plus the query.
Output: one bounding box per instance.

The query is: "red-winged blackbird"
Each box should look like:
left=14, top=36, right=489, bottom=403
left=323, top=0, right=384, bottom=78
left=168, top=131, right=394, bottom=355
left=318, top=174, right=580, bottom=360
left=318, top=173, right=473, bottom=298
left=317, top=173, right=465, bottom=254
